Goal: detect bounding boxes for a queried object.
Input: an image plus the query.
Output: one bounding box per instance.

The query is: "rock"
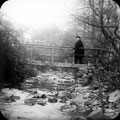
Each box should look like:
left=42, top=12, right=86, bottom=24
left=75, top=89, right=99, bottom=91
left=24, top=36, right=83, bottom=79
left=37, top=101, right=47, bottom=106
left=33, top=89, right=38, bottom=94
left=54, top=92, right=59, bottom=97
left=109, top=90, right=120, bottom=103
left=72, top=116, right=86, bottom=120
left=48, top=98, right=57, bottom=103
left=109, top=103, right=115, bottom=109
left=32, top=95, right=41, bottom=99
left=60, top=105, right=76, bottom=112
left=10, top=95, right=20, bottom=100
left=83, top=93, right=90, bottom=99
left=92, top=101, right=100, bottom=106
left=84, top=101, right=91, bottom=106
left=105, top=108, right=114, bottom=113
left=24, top=99, right=36, bottom=106
left=32, top=93, right=47, bottom=99
left=92, top=107, right=100, bottom=111
left=116, top=104, right=120, bottom=109
left=101, top=113, right=120, bottom=120
left=36, top=98, right=47, bottom=106
left=76, top=77, right=83, bottom=82
left=5, top=96, right=16, bottom=103
left=83, top=109, right=93, bottom=116
left=87, top=108, right=104, bottom=120
left=104, top=112, right=114, bottom=117
left=40, top=94, right=47, bottom=99
left=60, top=97, right=67, bottom=103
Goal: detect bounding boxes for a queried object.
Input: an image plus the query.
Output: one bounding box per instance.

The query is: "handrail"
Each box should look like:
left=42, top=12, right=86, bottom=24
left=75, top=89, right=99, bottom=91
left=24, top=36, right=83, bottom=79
left=21, top=44, right=111, bottom=52
left=21, top=44, right=72, bottom=49
left=21, top=44, right=112, bottom=65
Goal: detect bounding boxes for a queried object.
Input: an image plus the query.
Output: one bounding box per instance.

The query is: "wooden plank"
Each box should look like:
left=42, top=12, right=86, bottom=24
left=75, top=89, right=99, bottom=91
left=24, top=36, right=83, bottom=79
left=25, top=61, right=89, bottom=68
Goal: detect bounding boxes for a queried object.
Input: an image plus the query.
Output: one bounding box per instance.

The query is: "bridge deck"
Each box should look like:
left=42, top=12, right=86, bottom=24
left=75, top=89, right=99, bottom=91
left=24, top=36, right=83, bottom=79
left=26, top=60, right=93, bottom=68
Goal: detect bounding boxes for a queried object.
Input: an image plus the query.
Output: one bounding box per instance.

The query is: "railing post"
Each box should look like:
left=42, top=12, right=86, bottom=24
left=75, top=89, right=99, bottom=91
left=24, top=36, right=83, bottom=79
left=30, top=45, right=33, bottom=63
left=65, top=48, right=67, bottom=63
left=72, top=48, right=74, bottom=64
left=51, top=47, right=54, bottom=64
left=96, top=50, right=100, bottom=65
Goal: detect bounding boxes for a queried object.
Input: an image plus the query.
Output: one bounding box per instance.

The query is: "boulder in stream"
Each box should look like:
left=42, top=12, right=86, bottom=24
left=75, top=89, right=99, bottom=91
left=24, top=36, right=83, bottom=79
left=48, top=98, right=57, bottom=103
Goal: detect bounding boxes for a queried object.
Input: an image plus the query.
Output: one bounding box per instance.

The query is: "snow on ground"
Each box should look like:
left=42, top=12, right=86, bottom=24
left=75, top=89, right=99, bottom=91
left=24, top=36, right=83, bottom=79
left=0, top=71, right=74, bottom=120
left=0, top=88, right=71, bottom=120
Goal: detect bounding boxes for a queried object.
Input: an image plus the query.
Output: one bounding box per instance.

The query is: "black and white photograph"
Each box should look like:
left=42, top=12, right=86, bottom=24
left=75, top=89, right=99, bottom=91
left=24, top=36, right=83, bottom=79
left=0, top=0, right=120, bottom=120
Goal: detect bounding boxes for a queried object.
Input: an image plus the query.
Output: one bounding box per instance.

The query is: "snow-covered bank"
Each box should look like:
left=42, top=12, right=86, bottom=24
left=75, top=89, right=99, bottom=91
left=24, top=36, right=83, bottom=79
left=0, top=88, right=71, bottom=120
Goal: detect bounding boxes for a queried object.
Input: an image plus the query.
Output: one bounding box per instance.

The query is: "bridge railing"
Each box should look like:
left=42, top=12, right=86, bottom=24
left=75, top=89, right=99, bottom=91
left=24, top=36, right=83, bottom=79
left=21, top=44, right=112, bottom=66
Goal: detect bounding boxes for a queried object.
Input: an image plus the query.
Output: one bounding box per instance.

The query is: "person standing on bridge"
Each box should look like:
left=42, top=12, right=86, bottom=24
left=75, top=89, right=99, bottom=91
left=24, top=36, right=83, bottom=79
left=73, top=36, right=84, bottom=64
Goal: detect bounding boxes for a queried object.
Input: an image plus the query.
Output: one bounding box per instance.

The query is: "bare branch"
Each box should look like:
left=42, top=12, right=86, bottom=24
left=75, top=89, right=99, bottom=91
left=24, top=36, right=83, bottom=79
left=76, top=16, right=117, bottom=28
left=88, top=0, right=100, bottom=17
left=114, top=26, right=120, bottom=39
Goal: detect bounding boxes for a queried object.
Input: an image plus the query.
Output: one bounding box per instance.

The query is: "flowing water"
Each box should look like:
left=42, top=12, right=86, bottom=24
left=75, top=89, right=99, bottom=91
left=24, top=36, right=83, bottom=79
left=0, top=70, right=91, bottom=120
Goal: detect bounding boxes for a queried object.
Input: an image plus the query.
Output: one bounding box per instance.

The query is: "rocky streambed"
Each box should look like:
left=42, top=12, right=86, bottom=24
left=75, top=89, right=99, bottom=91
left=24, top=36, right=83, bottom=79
left=0, top=69, right=120, bottom=120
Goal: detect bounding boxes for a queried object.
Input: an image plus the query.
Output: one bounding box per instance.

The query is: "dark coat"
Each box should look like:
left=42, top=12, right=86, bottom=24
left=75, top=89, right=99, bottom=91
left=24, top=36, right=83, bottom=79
left=74, top=40, right=84, bottom=56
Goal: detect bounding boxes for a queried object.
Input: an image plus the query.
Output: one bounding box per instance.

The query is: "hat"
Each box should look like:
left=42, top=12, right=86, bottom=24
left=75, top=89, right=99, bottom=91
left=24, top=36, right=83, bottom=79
left=75, top=36, right=81, bottom=39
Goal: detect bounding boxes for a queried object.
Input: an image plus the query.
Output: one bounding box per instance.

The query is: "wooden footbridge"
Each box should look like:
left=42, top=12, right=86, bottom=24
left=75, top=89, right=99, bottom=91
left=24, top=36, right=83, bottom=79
left=21, top=44, right=111, bottom=68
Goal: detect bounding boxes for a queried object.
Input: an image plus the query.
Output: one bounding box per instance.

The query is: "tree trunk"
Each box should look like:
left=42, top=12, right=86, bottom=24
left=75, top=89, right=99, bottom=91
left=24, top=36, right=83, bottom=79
left=0, top=45, right=4, bottom=91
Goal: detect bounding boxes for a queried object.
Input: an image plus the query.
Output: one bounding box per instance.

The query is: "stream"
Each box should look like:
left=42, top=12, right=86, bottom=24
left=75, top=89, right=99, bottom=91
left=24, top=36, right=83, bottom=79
left=0, top=70, right=89, bottom=120
left=0, top=69, right=119, bottom=120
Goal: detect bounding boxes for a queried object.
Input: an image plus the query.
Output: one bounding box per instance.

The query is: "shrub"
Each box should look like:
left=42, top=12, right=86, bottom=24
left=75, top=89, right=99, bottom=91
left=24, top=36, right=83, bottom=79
left=0, top=15, right=37, bottom=88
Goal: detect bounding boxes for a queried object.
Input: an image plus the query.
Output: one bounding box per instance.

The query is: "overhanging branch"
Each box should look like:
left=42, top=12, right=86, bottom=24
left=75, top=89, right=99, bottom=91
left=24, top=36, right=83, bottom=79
left=75, top=16, right=117, bottom=28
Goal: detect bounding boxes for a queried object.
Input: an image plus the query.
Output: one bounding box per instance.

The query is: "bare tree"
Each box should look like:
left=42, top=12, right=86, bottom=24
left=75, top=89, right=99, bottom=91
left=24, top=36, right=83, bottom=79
left=74, top=0, right=120, bottom=70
